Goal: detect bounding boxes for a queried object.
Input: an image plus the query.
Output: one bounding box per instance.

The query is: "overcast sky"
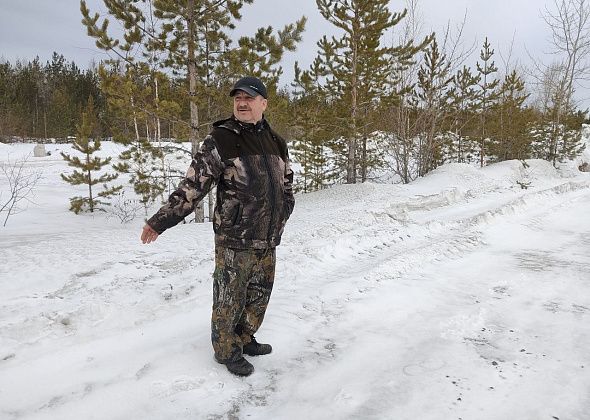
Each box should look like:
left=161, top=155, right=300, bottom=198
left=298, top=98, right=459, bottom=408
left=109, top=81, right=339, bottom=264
left=0, top=0, right=576, bottom=100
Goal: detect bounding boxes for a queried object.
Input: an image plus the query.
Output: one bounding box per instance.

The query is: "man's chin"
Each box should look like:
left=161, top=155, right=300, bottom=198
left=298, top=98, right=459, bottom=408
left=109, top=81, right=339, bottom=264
left=235, top=114, right=257, bottom=124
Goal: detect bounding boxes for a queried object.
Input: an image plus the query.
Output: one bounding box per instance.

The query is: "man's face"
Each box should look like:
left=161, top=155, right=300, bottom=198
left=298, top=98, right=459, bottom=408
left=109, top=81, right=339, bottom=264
left=233, top=90, right=267, bottom=124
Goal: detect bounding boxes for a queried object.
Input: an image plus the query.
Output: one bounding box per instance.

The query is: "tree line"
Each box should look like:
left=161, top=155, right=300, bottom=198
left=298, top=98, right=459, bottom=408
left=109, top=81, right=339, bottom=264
left=1, top=0, right=588, bottom=218
left=0, top=53, right=103, bottom=140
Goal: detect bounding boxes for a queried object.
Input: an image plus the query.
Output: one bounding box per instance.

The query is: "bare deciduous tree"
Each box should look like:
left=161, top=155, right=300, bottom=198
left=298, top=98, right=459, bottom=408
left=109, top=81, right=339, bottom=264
left=542, top=0, right=590, bottom=109
left=0, top=154, right=42, bottom=227
left=526, top=0, right=590, bottom=165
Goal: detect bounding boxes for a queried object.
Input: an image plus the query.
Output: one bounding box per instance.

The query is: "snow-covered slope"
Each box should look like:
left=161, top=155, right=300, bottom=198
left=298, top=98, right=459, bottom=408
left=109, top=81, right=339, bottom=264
left=1, top=143, right=589, bottom=420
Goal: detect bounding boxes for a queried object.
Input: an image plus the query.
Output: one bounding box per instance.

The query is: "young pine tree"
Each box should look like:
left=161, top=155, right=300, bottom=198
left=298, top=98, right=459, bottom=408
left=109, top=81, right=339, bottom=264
left=447, top=66, right=481, bottom=163
left=475, top=37, right=500, bottom=167
left=491, top=70, right=532, bottom=161
left=530, top=105, right=586, bottom=163
left=61, top=97, right=121, bottom=213
left=292, top=62, right=339, bottom=191
left=308, top=0, right=429, bottom=183
left=415, top=37, right=454, bottom=175
left=99, top=64, right=170, bottom=214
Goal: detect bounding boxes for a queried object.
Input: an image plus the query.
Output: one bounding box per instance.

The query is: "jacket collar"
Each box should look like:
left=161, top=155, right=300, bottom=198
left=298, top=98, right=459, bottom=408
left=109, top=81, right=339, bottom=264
left=213, top=115, right=269, bottom=135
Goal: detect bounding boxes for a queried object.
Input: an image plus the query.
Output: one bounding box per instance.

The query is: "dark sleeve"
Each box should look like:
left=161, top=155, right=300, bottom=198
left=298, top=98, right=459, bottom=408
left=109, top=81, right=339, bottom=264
left=147, top=135, right=224, bottom=234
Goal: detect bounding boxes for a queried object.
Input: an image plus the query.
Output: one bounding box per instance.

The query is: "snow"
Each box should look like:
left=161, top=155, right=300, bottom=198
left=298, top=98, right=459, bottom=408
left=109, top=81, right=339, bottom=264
left=1, top=142, right=589, bottom=420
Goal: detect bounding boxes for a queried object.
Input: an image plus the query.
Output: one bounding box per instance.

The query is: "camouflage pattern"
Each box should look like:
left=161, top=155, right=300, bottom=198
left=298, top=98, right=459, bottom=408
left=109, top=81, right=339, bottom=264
left=147, top=116, right=294, bottom=250
left=146, top=116, right=292, bottom=363
left=146, top=134, right=224, bottom=232
left=211, top=245, right=275, bottom=363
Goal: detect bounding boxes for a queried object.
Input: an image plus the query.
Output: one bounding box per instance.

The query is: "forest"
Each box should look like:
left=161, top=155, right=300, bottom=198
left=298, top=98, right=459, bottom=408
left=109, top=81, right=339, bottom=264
left=0, top=0, right=588, bottom=199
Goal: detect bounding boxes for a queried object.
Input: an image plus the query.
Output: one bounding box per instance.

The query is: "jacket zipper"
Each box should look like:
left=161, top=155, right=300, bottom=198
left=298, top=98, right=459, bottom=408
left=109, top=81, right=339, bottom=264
left=257, top=133, right=276, bottom=244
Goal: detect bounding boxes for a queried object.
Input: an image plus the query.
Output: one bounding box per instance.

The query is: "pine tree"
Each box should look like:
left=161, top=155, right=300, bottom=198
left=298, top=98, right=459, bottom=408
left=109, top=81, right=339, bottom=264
left=61, top=97, right=121, bottom=214
left=491, top=70, right=532, bottom=161
left=0, top=62, right=10, bottom=139
left=292, top=62, right=339, bottom=191
left=415, top=37, right=454, bottom=175
left=100, top=65, right=169, bottom=214
left=81, top=0, right=305, bottom=222
left=306, top=0, right=429, bottom=183
left=530, top=105, right=586, bottom=163
left=475, top=37, right=500, bottom=167
left=446, top=65, right=481, bottom=163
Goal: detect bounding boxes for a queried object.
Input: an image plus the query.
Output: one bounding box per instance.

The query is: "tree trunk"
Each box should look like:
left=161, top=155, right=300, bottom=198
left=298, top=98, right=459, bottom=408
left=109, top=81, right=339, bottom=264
left=187, top=0, right=204, bottom=222
left=43, top=109, right=48, bottom=139
left=480, top=111, right=486, bottom=168
left=86, top=152, right=94, bottom=212
left=155, top=77, right=161, bottom=144
left=131, top=96, right=140, bottom=142
left=155, top=76, right=167, bottom=202
left=347, top=8, right=359, bottom=184
left=361, top=136, right=367, bottom=183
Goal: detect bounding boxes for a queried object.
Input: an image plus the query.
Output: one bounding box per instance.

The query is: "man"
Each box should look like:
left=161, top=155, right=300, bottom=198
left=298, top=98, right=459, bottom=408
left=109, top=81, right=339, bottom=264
left=140, top=76, right=295, bottom=377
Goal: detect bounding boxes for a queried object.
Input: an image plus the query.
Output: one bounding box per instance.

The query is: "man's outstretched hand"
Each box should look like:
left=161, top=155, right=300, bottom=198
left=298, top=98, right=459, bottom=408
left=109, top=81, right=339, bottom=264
left=141, top=224, right=159, bottom=244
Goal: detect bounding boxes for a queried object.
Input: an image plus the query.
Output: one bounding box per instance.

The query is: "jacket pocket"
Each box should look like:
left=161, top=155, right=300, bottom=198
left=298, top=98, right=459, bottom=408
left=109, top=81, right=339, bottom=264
left=231, top=203, right=243, bottom=226
left=220, top=201, right=242, bottom=227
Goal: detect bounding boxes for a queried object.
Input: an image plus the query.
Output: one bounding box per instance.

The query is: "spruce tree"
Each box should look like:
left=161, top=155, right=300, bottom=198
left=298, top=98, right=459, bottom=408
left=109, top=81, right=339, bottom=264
left=61, top=97, right=121, bottom=214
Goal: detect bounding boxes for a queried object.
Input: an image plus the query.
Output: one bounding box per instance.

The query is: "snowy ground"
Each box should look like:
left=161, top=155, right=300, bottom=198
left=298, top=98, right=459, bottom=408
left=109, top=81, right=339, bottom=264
left=1, top=142, right=589, bottom=420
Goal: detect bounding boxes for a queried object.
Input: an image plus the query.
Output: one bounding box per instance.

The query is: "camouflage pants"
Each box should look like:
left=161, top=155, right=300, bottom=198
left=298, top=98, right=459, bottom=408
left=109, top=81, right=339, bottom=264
left=211, top=246, right=276, bottom=363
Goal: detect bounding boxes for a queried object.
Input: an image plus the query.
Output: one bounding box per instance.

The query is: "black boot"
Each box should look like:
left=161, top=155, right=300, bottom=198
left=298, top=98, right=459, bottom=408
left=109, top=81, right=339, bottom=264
left=243, top=335, right=272, bottom=356
left=222, top=357, right=254, bottom=377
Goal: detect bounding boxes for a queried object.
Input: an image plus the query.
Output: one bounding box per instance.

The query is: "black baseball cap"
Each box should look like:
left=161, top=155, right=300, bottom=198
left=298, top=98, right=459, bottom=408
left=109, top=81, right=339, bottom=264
left=230, top=76, right=268, bottom=99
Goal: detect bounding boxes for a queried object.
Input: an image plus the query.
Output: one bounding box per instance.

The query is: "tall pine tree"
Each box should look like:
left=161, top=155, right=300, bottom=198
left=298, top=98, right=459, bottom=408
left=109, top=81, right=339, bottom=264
left=306, top=0, right=428, bottom=183
left=81, top=0, right=305, bottom=221
left=475, top=37, right=500, bottom=167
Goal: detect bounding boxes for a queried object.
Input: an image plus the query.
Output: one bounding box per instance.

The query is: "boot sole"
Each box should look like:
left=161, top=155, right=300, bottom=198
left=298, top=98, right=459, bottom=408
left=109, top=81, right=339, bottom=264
left=214, top=356, right=254, bottom=376
left=243, top=350, right=272, bottom=356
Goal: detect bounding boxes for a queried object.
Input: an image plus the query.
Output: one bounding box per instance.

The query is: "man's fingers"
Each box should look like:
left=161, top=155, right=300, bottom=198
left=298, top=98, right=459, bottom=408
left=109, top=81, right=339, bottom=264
left=141, top=225, right=158, bottom=244
left=141, top=227, right=149, bottom=243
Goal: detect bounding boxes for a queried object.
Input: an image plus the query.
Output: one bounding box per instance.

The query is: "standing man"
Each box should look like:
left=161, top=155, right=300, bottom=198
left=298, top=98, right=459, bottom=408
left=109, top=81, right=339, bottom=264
left=140, top=76, right=295, bottom=377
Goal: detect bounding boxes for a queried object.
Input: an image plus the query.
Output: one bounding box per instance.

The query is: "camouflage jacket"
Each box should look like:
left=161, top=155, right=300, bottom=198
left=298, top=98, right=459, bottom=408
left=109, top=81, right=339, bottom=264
left=147, top=115, right=295, bottom=249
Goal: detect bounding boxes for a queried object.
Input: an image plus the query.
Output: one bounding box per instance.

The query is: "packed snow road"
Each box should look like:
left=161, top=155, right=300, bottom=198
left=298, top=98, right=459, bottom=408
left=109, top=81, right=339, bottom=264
left=0, top=146, right=589, bottom=419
